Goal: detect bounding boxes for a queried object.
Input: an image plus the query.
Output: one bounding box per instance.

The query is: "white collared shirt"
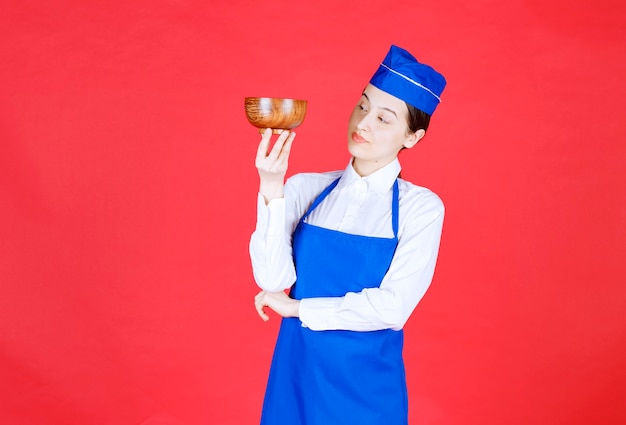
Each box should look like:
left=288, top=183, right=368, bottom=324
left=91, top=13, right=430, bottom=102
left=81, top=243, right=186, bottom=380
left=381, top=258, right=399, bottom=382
left=249, top=158, right=444, bottom=331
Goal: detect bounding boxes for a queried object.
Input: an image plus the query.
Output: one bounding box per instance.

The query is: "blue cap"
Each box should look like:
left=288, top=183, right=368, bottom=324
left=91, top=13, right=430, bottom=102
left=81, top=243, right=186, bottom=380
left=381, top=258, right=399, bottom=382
left=369, top=45, right=446, bottom=115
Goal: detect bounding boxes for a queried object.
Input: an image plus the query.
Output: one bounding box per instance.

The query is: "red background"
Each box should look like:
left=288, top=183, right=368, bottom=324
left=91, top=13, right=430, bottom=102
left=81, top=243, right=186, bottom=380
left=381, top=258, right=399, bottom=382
left=1, top=1, right=625, bottom=424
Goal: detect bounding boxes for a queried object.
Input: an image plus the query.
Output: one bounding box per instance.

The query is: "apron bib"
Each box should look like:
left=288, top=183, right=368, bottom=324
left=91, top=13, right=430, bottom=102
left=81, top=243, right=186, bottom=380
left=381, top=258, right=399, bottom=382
left=261, top=178, right=408, bottom=425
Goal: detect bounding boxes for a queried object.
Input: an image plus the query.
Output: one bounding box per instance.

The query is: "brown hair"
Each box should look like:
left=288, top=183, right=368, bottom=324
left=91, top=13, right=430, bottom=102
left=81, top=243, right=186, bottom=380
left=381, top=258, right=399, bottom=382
left=398, top=104, right=432, bottom=177
left=406, top=102, right=431, bottom=133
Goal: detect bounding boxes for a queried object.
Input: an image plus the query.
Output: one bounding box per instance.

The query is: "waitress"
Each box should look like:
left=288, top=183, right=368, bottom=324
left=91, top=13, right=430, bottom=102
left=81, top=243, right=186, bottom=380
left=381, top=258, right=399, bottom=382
left=250, top=45, right=447, bottom=425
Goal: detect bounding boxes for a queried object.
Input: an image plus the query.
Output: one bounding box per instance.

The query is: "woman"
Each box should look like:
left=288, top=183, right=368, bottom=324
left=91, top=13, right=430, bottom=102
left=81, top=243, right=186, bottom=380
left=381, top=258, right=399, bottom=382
left=250, top=45, right=447, bottom=425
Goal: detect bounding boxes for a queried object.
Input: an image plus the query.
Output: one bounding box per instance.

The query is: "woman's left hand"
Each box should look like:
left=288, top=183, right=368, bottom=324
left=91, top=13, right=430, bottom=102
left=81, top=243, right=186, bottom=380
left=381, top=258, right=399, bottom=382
left=254, top=290, right=300, bottom=321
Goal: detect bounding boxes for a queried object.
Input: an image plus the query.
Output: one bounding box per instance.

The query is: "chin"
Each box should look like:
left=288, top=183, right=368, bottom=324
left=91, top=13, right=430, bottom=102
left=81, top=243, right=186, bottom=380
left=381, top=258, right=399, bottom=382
left=347, top=141, right=360, bottom=158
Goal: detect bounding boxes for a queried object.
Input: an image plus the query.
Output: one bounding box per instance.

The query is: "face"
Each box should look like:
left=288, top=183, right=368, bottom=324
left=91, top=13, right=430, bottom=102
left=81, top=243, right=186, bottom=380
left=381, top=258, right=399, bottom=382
left=347, top=84, right=424, bottom=176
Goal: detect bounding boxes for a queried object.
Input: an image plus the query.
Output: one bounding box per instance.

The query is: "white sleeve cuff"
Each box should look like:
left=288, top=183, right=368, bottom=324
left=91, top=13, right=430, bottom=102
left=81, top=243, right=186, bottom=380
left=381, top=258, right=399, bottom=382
left=299, top=297, right=343, bottom=330
left=256, top=193, right=286, bottom=236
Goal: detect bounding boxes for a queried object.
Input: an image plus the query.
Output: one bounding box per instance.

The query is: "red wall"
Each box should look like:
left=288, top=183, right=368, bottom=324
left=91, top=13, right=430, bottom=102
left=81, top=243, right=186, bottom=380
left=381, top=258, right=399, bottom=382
left=1, top=1, right=625, bottom=424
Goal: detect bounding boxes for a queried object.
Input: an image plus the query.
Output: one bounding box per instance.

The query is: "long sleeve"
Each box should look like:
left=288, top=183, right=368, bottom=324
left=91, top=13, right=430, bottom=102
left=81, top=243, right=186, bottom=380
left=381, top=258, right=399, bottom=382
left=249, top=194, right=297, bottom=292
left=249, top=172, right=341, bottom=292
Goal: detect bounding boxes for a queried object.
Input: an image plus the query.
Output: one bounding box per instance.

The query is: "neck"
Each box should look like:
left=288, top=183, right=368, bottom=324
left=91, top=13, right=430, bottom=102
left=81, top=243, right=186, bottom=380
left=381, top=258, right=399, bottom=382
left=352, top=158, right=394, bottom=177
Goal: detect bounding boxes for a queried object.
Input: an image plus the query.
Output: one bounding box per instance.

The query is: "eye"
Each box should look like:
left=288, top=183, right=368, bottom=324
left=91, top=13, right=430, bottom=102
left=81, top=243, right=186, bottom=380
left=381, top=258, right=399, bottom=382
left=378, top=115, right=390, bottom=124
left=357, top=103, right=368, bottom=112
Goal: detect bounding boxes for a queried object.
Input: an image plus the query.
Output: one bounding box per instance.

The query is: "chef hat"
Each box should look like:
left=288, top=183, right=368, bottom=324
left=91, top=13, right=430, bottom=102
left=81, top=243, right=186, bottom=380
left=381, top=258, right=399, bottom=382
left=369, top=45, right=446, bottom=115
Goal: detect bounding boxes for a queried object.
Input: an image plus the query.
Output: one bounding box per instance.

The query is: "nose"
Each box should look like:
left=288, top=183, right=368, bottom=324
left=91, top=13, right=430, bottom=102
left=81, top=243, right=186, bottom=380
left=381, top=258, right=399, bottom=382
left=356, top=111, right=371, bottom=132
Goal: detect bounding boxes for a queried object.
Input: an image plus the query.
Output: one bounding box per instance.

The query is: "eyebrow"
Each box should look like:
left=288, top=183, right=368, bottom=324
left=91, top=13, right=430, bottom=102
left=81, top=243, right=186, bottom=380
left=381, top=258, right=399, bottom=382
left=362, top=92, right=398, bottom=118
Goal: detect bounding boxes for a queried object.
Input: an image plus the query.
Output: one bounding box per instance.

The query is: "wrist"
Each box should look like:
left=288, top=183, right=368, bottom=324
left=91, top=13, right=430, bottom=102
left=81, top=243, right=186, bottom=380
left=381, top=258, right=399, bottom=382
left=259, top=180, right=284, bottom=204
left=291, top=300, right=301, bottom=318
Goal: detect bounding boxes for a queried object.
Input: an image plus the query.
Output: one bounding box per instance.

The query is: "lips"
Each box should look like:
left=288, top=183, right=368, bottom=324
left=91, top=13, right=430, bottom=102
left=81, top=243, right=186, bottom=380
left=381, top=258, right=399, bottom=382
left=351, top=132, right=368, bottom=144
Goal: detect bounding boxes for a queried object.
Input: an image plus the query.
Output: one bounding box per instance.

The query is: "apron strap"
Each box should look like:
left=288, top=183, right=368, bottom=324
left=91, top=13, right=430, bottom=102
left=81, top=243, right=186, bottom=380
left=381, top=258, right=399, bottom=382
left=300, top=177, right=341, bottom=222
left=392, top=179, right=399, bottom=238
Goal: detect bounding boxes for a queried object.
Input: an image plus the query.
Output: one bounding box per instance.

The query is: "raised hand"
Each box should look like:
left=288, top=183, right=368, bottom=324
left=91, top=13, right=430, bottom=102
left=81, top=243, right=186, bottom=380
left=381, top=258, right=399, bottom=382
left=255, top=128, right=297, bottom=203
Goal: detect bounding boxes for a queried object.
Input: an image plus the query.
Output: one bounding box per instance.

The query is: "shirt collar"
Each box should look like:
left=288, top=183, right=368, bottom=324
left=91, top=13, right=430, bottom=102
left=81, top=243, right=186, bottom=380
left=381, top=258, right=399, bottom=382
left=337, top=158, right=401, bottom=197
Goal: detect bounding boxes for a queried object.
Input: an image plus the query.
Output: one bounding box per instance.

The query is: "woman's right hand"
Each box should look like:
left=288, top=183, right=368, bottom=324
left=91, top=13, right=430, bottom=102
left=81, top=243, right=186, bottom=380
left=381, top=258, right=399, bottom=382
left=255, top=128, right=297, bottom=203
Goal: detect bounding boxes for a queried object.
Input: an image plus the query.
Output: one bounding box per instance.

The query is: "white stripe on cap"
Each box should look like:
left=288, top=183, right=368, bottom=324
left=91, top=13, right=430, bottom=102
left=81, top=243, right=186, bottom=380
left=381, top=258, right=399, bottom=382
left=380, top=63, right=441, bottom=102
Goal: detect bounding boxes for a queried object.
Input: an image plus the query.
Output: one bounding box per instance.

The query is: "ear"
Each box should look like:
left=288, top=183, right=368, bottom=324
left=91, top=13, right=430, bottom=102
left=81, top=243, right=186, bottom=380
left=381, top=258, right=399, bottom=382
left=403, top=129, right=425, bottom=149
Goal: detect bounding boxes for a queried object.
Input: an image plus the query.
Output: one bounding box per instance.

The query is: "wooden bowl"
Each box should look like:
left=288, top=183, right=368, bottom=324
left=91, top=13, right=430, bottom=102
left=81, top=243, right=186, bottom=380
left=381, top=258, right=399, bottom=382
left=244, top=97, right=307, bottom=134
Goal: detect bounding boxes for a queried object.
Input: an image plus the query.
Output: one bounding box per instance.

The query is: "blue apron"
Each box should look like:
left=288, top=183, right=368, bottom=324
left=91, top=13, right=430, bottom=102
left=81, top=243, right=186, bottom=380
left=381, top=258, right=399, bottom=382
left=260, top=177, right=408, bottom=425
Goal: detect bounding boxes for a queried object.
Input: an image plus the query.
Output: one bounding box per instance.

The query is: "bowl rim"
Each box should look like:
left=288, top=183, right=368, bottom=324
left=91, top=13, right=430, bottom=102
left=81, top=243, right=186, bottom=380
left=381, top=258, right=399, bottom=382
left=244, top=96, right=307, bottom=103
